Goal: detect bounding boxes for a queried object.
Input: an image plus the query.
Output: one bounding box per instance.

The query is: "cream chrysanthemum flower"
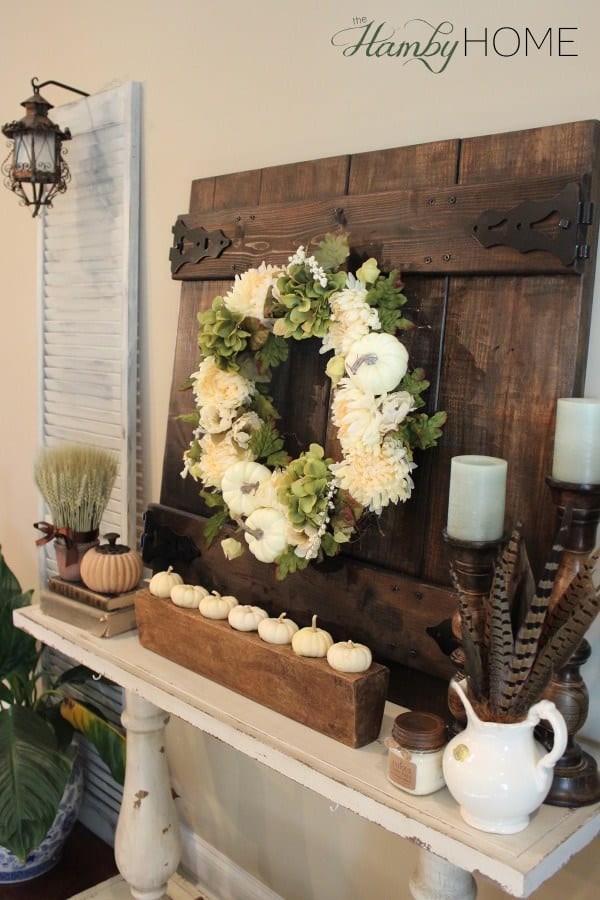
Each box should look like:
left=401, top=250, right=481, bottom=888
left=198, top=403, right=237, bottom=434
left=330, top=438, right=416, bottom=514
left=332, top=380, right=382, bottom=449
left=320, top=275, right=381, bottom=356
left=331, top=381, right=416, bottom=451
left=223, top=262, right=280, bottom=320
left=195, top=433, right=252, bottom=490
left=192, top=356, right=254, bottom=411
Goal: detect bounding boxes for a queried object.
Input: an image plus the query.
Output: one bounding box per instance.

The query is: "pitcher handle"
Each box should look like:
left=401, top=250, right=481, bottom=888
left=527, top=699, right=568, bottom=773
left=448, top=677, right=477, bottom=726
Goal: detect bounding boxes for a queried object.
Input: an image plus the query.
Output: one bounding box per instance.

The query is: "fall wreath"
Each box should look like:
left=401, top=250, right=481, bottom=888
left=181, top=234, right=446, bottom=579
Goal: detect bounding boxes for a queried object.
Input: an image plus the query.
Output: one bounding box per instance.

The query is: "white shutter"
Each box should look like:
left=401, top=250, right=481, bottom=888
left=38, top=81, right=141, bottom=578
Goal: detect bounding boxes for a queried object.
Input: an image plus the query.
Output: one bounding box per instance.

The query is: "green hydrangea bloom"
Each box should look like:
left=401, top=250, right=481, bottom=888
left=197, top=297, right=250, bottom=368
left=278, top=443, right=335, bottom=530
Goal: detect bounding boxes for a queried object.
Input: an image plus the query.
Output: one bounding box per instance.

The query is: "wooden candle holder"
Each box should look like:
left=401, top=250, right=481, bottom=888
left=538, top=478, right=600, bottom=807
left=442, top=531, right=504, bottom=731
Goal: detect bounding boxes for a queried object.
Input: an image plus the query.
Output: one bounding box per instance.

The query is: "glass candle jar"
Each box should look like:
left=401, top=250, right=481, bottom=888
left=385, top=711, right=447, bottom=796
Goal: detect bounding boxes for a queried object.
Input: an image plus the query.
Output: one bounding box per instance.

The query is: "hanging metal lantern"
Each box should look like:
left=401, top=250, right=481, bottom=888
left=2, top=77, right=89, bottom=217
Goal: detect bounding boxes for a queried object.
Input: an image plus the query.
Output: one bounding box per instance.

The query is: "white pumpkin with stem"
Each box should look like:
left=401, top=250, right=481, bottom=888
left=170, top=583, right=209, bottom=609
left=228, top=604, right=268, bottom=632
left=345, top=332, right=409, bottom=395
left=327, top=640, right=372, bottom=673
left=291, top=615, right=334, bottom=658
left=199, top=590, right=239, bottom=620
left=258, top=612, right=299, bottom=645
left=221, top=460, right=272, bottom=517
left=149, top=566, right=183, bottom=598
left=243, top=507, right=288, bottom=563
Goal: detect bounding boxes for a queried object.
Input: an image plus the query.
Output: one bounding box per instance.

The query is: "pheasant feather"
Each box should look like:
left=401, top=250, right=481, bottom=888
left=488, top=528, right=521, bottom=712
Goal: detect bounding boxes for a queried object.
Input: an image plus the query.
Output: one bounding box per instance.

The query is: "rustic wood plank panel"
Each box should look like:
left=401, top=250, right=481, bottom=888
left=171, top=174, right=587, bottom=280
left=348, top=139, right=460, bottom=193
left=423, top=274, right=581, bottom=583
left=259, top=155, right=349, bottom=203
left=459, top=120, right=600, bottom=183
left=155, top=122, right=600, bottom=713
left=189, top=176, right=215, bottom=215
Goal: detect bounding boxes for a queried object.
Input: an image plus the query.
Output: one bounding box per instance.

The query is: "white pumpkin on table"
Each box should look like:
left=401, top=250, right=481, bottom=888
left=199, top=590, right=239, bottom=620
left=327, top=640, right=372, bottom=673
left=291, top=615, right=333, bottom=658
left=170, top=583, right=209, bottom=609
left=148, top=566, right=183, bottom=598
left=258, top=612, right=299, bottom=645
left=228, top=604, right=268, bottom=632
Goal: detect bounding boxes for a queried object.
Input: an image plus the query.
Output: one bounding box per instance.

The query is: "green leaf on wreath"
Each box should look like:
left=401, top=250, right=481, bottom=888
left=200, top=489, right=226, bottom=509
left=249, top=423, right=285, bottom=463
left=255, top=332, right=289, bottom=369
left=313, top=233, right=350, bottom=271
left=275, top=548, right=310, bottom=580
left=203, top=509, right=229, bottom=547
left=399, top=368, right=430, bottom=409
left=395, top=411, right=447, bottom=453
left=176, top=412, right=200, bottom=425
left=252, top=386, right=281, bottom=421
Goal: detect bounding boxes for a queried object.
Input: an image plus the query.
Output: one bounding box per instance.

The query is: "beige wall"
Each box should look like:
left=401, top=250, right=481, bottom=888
left=2, top=1, right=600, bottom=896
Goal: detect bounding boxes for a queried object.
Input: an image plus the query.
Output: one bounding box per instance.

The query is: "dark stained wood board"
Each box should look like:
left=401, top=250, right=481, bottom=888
left=134, top=590, right=389, bottom=748
left=151, top=120, right=600, bottom=712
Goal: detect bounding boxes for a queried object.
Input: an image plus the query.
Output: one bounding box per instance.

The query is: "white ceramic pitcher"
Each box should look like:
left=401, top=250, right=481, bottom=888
left=443, top=679, right=568, bottom=834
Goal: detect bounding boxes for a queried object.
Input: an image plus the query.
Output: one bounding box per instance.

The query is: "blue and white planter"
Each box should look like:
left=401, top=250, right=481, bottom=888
left=0, top=755, right=84, bottom=883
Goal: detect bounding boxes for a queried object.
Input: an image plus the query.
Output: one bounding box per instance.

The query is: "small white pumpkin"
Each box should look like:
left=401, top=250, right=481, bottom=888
left=327, top=640, right=372, bottom=673
left=243, top=507, right=288, bottom=563
left=221, top=460, right=272, bottom=517
left=291, top=615, right=334, bottom=658
left=148, top=566, right=184, bottom=598
left=258, top=612, right=299, bottom=645
left=170, top=583, right=209, bottom=609
left=199, top=590, right=239, bottom=620
left=345, top=332, right=409, bottom=395
left=228, top=604, right=268, bottom=632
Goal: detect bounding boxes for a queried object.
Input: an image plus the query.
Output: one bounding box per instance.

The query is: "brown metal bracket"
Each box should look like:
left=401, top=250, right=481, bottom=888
left=169, top=217, right=231, bottom=275
left=471, top=179, right=593, bottom=268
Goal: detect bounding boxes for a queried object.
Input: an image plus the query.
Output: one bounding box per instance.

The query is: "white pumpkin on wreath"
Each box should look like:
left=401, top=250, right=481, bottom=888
left=181, top=233, right=446, bottom=580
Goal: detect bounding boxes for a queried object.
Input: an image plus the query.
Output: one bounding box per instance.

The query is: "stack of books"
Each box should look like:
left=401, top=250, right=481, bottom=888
left=40, top=577, right=140, bottom=637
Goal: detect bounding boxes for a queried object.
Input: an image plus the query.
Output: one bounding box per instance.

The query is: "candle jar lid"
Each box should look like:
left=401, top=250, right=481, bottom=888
left=391, top=711, right=447, bottom=751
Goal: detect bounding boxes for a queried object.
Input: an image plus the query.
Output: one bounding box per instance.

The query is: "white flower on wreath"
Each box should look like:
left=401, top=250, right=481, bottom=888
left=223, top=262, right=281, bottom=320
left=198, top=403, right=237, bottom=435
left=320, top=274, right=381, bottom=357
left=330, top=437, right=416, bottom=515
left=230, top=411, right=263, bottom=449
left=331, top=380, right=416, bottom=451
left=192, top=356, right=255, bottom=412
left=193, top=432, right=253, bottom=490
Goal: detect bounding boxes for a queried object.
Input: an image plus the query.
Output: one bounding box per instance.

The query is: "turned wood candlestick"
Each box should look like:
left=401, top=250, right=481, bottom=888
left=538, top=478, right=600, bottom=807
left=442, top=531, right=503, bottom=732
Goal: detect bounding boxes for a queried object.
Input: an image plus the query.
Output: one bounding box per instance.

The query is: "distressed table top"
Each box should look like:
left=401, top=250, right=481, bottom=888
left=14, top=605, right=600, bottom=898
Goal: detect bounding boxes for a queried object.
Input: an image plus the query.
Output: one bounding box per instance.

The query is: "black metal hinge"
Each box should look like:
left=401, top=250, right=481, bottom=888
left=472, top=178, right=594, bottom=269
left=169, top=217, right=231, bottom=275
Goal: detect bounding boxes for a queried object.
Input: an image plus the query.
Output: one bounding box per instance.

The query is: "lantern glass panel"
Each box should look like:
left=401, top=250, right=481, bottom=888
left=34, top=131, right=56, bottom=174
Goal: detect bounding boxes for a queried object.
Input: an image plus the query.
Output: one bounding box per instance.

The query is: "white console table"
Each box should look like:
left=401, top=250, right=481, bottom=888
left=14, top=606, right=600, bottom=900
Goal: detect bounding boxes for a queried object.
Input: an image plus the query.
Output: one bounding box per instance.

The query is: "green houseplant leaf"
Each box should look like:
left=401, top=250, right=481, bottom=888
left=0, top=545, right=127, bottom=863
left=0, top=705, right=73, bottom=861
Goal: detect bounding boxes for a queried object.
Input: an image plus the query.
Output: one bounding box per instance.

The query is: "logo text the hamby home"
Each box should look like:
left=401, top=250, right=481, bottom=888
left=330, top=18, right=579, bottom=74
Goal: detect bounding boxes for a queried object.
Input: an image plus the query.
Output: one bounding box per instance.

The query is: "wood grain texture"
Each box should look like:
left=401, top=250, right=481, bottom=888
left=134, top=589, right=389, bottom=747
left=155, top=122, right=600, bottom=712
left=172, top=174, right=587, bottom=281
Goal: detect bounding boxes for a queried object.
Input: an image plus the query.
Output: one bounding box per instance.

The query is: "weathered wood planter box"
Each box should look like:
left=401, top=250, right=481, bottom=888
left=134, top=589, right=389, bottom=747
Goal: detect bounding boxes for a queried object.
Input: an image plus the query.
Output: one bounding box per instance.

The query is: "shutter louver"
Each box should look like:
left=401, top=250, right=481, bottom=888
left=38, top=82, right=141, bottom=579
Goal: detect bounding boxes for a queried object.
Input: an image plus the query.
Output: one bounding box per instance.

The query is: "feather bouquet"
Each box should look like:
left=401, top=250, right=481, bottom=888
left=453, top=515, right=600, bottom=723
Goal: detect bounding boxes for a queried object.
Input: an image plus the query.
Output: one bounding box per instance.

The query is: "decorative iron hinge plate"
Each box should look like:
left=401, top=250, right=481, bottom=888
left=169, top=217, right=231, bottom=275
left=472, top=179, right=594, bottom=268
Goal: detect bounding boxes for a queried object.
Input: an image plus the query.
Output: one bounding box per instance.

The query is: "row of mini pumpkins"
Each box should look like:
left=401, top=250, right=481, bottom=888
left=148, top=567, right=373, bottom=674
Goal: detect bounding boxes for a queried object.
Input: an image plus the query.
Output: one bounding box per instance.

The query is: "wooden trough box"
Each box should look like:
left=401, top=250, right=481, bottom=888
left=134, top=589, right=389, bottom=747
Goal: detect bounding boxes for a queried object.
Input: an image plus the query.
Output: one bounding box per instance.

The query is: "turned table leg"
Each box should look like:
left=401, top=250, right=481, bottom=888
left=114, top=691, right=181, bottom=900
left=410, top=848, right=477, bottom=900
